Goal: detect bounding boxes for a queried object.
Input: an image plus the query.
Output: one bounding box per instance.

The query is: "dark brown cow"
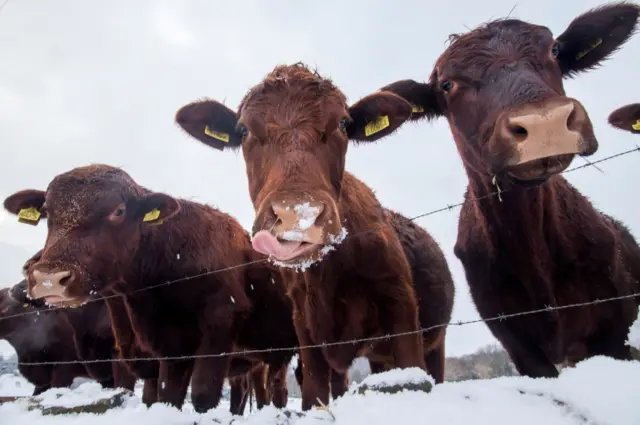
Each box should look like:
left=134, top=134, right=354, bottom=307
left=3, top=164, right=299, bottom=413
left=8, top=278, right=137, bottom=393
left=21, top=254, right=288, bottom=414
left=20, top=251, right=153, bottom=400
left=609, top=103, right=640, bottom=134
left=376, top=2, right=640, bottom=377
left=0, top=282, right=91, bottom=395
left=175, top=62, right=454, bottom=410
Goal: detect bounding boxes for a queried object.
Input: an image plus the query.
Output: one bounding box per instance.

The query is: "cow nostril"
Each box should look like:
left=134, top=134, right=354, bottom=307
left=508, top=124, right=528, bottom=137
left=58, top=272, right=74, bottom=287
left=566, top=107, right=577, bottom=130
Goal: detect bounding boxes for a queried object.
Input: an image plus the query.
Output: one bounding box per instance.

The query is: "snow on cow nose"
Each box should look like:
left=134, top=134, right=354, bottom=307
left=272, top=201, right=324, bottom=238
left=294, top=202, right=321, bottom=229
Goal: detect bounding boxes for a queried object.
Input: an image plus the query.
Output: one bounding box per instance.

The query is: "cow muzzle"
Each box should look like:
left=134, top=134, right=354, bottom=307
left=29, top=268, right=83, bottom=307
left=489, top=97, right=597, bottom=181
left=251, top=197, right=346, bottom=264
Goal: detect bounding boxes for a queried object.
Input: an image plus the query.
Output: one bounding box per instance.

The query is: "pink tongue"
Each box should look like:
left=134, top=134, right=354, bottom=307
left=252, top=230, right=303, bottom=260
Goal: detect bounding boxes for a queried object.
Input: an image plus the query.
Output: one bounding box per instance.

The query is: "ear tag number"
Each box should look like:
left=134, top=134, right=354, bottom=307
left=364, top=115, right=390, bottom=137
left=575, top=38, right=603, bottom=60
left=17, top=207, right=41, bottom=226
left=143, top=208, right=161, bottom=222
left=204, top=125, right=230, bottom=143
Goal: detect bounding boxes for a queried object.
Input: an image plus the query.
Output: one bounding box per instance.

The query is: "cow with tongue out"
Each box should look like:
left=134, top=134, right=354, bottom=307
left=251, top=200, right=346, bottom=267
left=175, top=62, right=455, bottom=410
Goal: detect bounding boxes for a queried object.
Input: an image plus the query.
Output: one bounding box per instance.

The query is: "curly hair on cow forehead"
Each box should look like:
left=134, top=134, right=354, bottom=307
left=433, top=18, right=549, bottom=76
left=238, top=62, right=346, bottom=111
left=445, top=18, right=543, bottom=44
left=46, top=164, right=145, bottom=200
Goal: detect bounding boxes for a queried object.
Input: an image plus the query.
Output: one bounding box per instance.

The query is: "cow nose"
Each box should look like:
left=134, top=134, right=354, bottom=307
left=271, top=201, right=325, bottom=229
left=500, top=99, right=588, bottom=166
left=32, top=269, right=74, bottom=288
left=506, top=101, right=577, bottom=141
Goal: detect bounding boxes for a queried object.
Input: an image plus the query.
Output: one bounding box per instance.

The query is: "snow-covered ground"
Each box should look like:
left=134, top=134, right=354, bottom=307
left=0, top=308, right=638, bottom=424
left=1, top=356, right=639, bottom=425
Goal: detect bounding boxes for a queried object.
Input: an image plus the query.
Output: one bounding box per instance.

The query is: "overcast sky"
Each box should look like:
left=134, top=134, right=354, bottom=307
left=1, top=0, right=639, bottom=359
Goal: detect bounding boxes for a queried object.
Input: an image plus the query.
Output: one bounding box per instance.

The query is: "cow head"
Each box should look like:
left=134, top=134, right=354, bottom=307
left=175, top=63, right=412, bottom=268
left=380, top=2, right=639, bottom=186
left=3, top=164, right=181, bottom=307
left=608, top=103, right=640, bottom=134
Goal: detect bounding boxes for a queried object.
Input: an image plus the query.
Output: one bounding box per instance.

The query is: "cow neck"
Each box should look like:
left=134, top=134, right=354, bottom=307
left=123, top=225, right=184, bottom=291
left=458, top=131, right=616, bottom=283
left=455, top=127, right=577, bottom=281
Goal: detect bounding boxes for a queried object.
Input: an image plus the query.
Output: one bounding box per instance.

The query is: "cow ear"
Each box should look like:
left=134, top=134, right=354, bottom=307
left=556, top=2, right=639, bottom=77
left=3, top=190, right=47, bottom=226
left=346, top=91, right=415, bottom=142
left=379, top=79, right=443, bottom=122
left=132, top=193, right=181, bottom=226
left=608, top=103, right=640, bottom=134
left=175, top=99, right=242, bottom=151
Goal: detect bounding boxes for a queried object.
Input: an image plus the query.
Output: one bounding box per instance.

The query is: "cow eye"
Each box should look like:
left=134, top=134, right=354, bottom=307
left=440, top=80, right=454, bottom=93
left=109, top=205, right=126, bottom=220
left=339, top=118, right=349, bottom=131
left=551, top=42, right=560, bottom=58
left=238, top=125, right=249, bottom=138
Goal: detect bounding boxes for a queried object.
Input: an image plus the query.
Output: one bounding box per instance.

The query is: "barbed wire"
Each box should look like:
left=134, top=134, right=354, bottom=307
left=1, top=145, right=638, bottom=326
left=9, top=291, right=640, bottom=366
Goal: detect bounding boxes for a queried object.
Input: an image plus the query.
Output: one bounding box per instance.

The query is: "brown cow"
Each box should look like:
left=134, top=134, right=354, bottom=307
left=22, top=253, right=289, bottom=414
left=20, top=251, right=155, bottom=402
left=609, top=103, right=640, bottom=134
left=3, top=164, right=299, bottom=413
left=0, top=281, right=91, bottom=395
left=376, top=2, right=640, bottom=377
left=8, top=278, right=137, bottom=393
left=295, top=208, right=455, bottom=392
left=174, top=62, right=454, bottom=410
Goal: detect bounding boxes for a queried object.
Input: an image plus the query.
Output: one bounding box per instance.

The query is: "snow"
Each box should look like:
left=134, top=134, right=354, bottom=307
left=355, top=366, right=433, bottom=388
left=0, top=373, right=33, bottom=396
left=626, top=306, right=640, bottom=350
left=2, top=356, right=639, bottom=424
left=270, top=227, right=348, bottom=272
left=281, top=230, right=305, bottom=241
left=32, top=382, right=129, bottom=409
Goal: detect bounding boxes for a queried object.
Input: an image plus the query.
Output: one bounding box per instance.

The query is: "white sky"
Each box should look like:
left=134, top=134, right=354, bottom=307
left=1, top=0, right=639, bottom=358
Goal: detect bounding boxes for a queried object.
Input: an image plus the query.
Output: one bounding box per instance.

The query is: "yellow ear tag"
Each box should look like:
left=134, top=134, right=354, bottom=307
left=575, top=38, right=603, bottom=60
left=364, top=115, right=390, bottom=137
left=23, top=303, right=29, bottom=308
left=631, top=119, right=640, bottom=131
left=204, top=125, right=230, bottom=143
left=142, top=208, right=161, bottom=222
left=17, top=207, right=41, bottom=226
left=412, top=104, right=424, bottom=113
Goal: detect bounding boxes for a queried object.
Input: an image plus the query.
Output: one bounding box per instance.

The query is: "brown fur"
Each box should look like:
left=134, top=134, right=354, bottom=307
left=608, top=103, right=640, bottom=134
left=3, top=164, right=299, bottom=413
left=175, top=62, right=454, bottom=410
left=0, top=282, right=91, bottom=395
left=228, top=362, right=269, bottom=416
left=376, top=2, right=640, bottom=377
